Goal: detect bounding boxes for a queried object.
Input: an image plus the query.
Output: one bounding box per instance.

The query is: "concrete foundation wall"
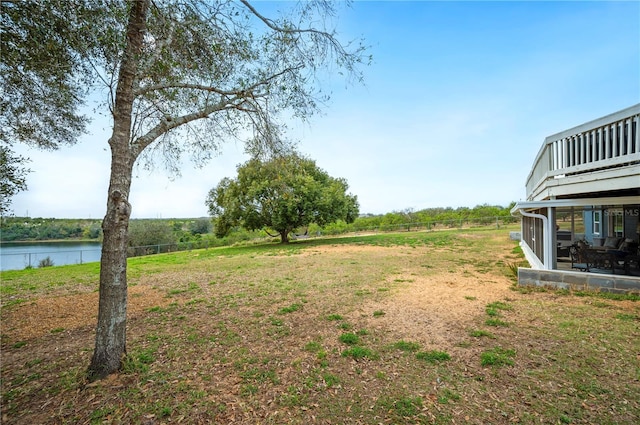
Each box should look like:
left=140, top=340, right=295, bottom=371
left=518, top=268, right=640, bottom=294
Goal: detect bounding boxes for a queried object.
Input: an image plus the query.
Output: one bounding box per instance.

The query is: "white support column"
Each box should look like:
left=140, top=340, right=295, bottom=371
left=557, top=140, right=561, bottom=169
left=558, top=139, right=563, bottom=169
left=604, top=126, right=611, bottom=159
left=549, top=207, right=557, bottom=270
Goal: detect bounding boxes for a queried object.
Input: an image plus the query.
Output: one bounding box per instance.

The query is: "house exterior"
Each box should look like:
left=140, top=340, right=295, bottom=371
left=511, top=104, right=640, bottom=292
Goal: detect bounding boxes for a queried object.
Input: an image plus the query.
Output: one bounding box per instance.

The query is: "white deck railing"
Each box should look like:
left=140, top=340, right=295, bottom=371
left=526, top=104, right=640, bottom=200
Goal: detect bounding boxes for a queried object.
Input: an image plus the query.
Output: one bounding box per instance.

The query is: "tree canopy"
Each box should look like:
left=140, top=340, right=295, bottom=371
left=0, top=0, right=100, bottom=212
left=0, top=145, right=29, bottom=216
left=206, top=153, right=359, bottom=243
left=0, top=0, right=95, bottom=149
left=2, top=0, right=367, bottom=379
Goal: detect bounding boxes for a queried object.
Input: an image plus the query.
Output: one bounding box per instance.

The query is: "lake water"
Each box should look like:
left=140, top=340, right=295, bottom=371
left=0, top=242, right=102, bottom=271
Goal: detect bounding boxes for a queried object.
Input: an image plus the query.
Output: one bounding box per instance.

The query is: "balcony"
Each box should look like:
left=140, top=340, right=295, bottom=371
left=526, top=104, right=640, bottom=202
left=512, top=104, right=640, bottom=291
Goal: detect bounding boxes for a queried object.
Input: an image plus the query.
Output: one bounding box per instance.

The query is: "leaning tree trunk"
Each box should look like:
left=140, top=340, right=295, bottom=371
left=88, top=0, right=148, bottom=380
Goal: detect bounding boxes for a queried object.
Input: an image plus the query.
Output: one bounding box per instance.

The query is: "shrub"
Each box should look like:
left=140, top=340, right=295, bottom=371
left=128, top=220, right=176, bottom=248
left=38, top=256, right=54, bottom=268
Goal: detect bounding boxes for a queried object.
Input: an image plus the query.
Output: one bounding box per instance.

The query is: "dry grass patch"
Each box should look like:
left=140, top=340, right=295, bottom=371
left=2, top=227, right=639, bottom=425
left=2, top=285, right=170, bottom=341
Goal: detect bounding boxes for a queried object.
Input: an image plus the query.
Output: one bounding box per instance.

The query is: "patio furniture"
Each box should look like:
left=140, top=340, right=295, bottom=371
left=569, top=238, right=640, bottom=275
left=600, top=238, right=639, bottom=275
left=585, top=249, right=616, bottom=274
left=623, top=255, right=640, bottom=276
left=569, top=244, right=589, bottom=272
left=569, top=242, right=617, bottom=274
left=556, top=230, right=572, bottom=258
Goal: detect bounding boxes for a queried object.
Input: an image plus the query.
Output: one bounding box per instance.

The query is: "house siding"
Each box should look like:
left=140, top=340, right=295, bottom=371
left=583, top=205, right=640, bottom=245
left=583, top=210, right=594, bottom=244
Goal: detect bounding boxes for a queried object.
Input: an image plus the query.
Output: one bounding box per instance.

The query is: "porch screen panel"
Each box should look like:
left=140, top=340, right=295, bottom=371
left=522, top=215, right=544, bottom=264
left=624, top=206, right=640, bottom=242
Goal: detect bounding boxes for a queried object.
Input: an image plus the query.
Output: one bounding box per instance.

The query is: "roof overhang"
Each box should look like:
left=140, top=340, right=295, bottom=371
left=510, top=196, right=640, bottom=216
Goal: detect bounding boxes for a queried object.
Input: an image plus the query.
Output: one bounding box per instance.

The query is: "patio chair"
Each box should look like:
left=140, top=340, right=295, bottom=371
left=569, top=244, right=589, bottom=272
left=603, top=239, right=639, bottom=275
left=624, top=255, right=640, bottom=276
left=584, top=250, right=615, bottom=274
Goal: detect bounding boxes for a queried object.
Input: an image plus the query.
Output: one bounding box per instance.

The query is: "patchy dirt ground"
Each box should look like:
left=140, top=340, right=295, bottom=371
left=2, top=244, right=514, bottom=345
left=2, top=236, right=639, bottom=425
left=1, top=285, right=171, bottom=342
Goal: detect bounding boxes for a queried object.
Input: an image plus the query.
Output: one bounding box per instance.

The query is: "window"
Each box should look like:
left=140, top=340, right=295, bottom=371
left=609, top=209, right=623, bottom=237
left=593, top=211, right=601, bottom=235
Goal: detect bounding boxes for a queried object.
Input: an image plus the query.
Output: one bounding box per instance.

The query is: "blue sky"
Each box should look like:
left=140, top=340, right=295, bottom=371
left=10, top=0, right=640, bottom=219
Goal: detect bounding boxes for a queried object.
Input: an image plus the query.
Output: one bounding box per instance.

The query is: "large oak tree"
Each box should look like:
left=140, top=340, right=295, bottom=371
left=2, top=0, right=367, bottom=380
left=206, top=153, right=359, bottom=243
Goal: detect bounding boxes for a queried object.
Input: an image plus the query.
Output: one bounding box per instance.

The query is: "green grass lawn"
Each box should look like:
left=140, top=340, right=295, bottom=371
left=1, top=226, right=639, bottom=424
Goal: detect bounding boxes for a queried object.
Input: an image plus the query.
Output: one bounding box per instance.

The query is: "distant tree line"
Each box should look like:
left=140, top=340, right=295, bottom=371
left=0, top=217, right=212, bottom=243
left=0, top=203, right=517, bottom=243
left=299, top=203, right=518, bottom=236
left=0, top=217, right=102, bottom=241
left=351, top=203, right=518, bottom=231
